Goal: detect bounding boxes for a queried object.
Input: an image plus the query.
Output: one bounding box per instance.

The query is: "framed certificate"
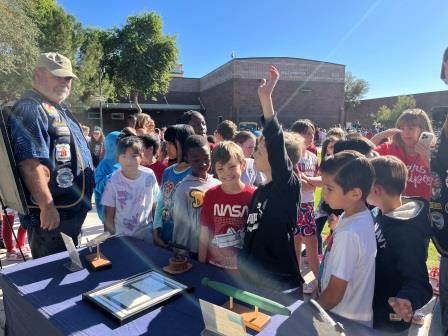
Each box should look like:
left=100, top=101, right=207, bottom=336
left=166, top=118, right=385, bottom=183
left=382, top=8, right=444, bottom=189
left=82, top=270, right=188, bottom=323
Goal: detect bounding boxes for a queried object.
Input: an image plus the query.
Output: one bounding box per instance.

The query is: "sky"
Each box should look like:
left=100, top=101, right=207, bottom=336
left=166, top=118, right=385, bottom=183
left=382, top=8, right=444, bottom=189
left=58, top=0, right=448, bottom=99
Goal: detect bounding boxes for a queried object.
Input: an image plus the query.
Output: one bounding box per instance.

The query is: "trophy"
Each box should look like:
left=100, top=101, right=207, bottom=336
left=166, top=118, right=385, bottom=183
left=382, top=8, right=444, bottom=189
left=85, top=232, right=112, bottom=270
left=162, top=242, right=192, bottom=274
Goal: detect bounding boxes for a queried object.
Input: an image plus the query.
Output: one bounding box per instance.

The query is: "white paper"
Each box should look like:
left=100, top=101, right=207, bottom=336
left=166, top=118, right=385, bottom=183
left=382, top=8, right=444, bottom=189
left=61, top=232, right=83, bottom=269
left=199, top=299, right=247, bottom=336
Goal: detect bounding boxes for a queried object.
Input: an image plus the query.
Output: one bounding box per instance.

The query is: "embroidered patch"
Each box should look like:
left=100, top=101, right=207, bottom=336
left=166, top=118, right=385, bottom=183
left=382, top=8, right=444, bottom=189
left=431, top=211, right=445, bottom=230
left=431, top=172, right=442, bottom=200
left=56, top=167, right=74, bottom=188
left=41, top=102, right=59, bottom=117
left=55, top=144, right=71, bottom=162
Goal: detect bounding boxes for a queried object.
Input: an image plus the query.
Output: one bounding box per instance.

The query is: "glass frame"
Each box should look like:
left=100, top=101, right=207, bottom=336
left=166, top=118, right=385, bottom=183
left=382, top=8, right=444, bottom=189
left=82, top=270, right=188, bottom=324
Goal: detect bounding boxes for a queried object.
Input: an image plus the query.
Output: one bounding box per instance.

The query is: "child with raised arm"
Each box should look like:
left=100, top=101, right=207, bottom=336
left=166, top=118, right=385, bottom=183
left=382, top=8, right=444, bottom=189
left=101, top=136, right=159, bottom=240
left=318, top=150, right=376, bottom=326
left=172, top=135, right=221, bottom=257
left=198, top=141, right=255, bottom=269
left=368, top=156, right=432, bottom=333
left=238, top=66, right=304, bottom=294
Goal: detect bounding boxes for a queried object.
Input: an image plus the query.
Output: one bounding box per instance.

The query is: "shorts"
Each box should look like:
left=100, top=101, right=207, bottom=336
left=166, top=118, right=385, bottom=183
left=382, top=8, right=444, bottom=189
left=296, top=202, right=316, bottom=237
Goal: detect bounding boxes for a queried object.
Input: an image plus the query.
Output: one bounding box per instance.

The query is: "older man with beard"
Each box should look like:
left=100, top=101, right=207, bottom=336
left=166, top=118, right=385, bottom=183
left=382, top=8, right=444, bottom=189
left=8, top=52, right=94, bottom=259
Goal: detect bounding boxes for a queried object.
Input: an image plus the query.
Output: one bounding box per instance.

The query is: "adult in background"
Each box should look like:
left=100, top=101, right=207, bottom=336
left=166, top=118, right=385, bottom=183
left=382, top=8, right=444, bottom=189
left=433, top=47, right=448, bottom=336
left=9, top=52, right=94, bottom=259
left=89, top=126, right=105, bottom=168
left=135, top=113, right=155, bottom=135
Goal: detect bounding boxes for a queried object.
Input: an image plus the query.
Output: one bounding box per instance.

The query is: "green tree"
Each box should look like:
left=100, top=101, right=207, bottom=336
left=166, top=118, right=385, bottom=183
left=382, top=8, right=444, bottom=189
left=0, top=0, right=40, bottom=102
left=345, top=71, right=369, bottom=109
left=30, top=0, right=83, bottom=60
left=68, top=28, right=116, bottom=107
left=374, top=95, right=416, bottom=126
left=105, top=12, right=178, bottom=113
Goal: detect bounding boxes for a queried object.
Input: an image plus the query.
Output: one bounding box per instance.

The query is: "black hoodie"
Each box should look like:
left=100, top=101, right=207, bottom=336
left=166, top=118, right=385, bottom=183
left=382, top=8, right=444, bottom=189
left=372, top=197, right=433, bottom=333
left=238, top=116, right=303, bottom=292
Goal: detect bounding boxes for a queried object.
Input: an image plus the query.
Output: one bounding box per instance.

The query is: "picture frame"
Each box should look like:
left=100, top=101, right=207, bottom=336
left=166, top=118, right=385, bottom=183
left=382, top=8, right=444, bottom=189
left=82, top=270, right=188, bottom=324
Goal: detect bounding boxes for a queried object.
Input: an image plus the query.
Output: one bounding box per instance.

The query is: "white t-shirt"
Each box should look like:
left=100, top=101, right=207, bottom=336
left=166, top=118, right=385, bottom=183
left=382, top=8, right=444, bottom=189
left=240, top=158, right=265, bottom=186
left=101, top=167, right=159, bottom=240
left=297, top=150, right=319, bottom=203
left=320, top=208, right=377, bottom=327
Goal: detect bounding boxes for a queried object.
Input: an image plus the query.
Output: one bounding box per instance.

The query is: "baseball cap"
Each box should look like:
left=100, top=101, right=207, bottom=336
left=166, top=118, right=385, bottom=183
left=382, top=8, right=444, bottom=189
left=36, top=52, right=78, bottom=79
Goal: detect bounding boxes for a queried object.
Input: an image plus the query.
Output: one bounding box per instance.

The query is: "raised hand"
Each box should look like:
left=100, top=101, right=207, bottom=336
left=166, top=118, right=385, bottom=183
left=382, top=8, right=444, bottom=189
left=370, top=128, right=402, bottom=145
left=258, top=65, right=280, bottom=100
left=388, top=297, right=413, bottom=322
left=257, top=66, right=280, bottom=120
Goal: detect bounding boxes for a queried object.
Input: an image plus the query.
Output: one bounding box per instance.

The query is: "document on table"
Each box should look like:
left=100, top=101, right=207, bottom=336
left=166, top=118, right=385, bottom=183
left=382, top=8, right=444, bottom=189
left=199, top=299, right=247, bottom=336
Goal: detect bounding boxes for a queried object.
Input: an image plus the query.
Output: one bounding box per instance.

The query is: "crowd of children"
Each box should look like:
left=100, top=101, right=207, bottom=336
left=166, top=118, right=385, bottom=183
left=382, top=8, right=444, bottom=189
left=76, top=65, right=440, bottom=333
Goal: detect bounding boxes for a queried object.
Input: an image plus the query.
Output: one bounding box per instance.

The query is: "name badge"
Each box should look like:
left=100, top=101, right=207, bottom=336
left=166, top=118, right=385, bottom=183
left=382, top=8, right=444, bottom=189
left=56, top=144, right=71, bottom=162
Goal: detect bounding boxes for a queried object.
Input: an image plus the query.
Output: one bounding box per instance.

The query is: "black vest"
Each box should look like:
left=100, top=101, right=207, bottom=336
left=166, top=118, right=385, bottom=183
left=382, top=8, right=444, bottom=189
left=11, top=92, right=89, bottom=212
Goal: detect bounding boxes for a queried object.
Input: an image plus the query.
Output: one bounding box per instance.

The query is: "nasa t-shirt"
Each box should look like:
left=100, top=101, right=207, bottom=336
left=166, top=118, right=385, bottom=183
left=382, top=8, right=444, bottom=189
left=201, top=185, right=255, bottom=269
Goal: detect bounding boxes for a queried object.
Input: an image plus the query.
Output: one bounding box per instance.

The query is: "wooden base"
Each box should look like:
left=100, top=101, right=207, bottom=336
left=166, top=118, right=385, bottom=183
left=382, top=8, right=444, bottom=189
left=85, top=253, right=112, bottom=270
left=223, top=301, right=271, bottom=332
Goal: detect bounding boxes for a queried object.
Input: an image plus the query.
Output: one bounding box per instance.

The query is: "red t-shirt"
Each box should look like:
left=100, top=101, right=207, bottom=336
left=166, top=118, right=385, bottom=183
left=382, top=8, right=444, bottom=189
left=142, top=161, right=166, bottom=185
left=375, top=142, right=432, bottom=200
left=201, top=185, right=255, bottom=269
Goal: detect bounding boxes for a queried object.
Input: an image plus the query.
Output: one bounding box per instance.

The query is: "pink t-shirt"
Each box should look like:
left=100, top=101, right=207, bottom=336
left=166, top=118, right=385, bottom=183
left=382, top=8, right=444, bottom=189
left=200, top=185, right=255, bottom=270
left=375, top=142, right=431, bottom=200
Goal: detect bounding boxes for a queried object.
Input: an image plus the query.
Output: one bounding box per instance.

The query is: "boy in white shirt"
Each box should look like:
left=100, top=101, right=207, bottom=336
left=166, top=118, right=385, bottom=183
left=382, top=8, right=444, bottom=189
left=318, top=150, right=377, bottom=327
left=102, top=136, right=159, bottom=241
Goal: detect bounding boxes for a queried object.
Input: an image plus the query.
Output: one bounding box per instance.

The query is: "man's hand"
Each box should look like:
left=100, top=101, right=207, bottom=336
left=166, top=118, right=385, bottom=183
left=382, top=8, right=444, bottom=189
left=388, top=297, right=413, bottom=322
left=40, top=202, right=60, bottom=230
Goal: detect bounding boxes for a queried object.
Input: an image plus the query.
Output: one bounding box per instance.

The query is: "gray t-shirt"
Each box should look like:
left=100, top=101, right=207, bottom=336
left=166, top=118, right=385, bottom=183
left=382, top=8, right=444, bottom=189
left=172, top=174, right=221, bottom=254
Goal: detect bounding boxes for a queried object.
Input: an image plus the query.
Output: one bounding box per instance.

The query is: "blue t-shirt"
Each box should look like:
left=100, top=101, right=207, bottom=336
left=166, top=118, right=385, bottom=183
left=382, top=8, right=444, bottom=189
left=9, top=90, right=94, bottom=218
left=153, top=164, right=192, bottom=242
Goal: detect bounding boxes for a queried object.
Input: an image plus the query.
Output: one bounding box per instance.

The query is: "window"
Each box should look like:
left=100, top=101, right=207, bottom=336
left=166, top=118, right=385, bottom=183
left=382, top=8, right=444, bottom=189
left=88, top=112, right=100, bottom=120
left=111, top=113, right=124, bottom=120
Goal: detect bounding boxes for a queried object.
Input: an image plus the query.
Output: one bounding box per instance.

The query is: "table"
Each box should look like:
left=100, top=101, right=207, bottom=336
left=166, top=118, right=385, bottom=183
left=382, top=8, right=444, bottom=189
left=1, top=236, right=383, bottom=335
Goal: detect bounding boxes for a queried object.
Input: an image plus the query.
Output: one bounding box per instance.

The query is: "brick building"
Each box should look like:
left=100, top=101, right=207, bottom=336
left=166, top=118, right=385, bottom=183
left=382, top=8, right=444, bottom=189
left=346, top=90, right=448, bottom=128
left=82, top=57, right=345, bottom=133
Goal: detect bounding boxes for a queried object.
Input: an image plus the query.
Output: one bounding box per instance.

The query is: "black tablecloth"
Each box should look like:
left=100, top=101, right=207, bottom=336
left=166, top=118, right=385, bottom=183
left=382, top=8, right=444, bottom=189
left=1, top=236, right=384, bottom=335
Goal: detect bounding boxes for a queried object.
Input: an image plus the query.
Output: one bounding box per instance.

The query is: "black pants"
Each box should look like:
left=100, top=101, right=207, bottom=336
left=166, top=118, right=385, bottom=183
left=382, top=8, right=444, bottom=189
left=21, top=212, right=87, bottom=259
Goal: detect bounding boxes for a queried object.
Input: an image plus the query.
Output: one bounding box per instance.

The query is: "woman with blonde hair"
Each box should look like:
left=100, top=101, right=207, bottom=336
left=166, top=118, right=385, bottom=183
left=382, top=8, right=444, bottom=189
left=135, top=113, right=156, bottom=135
left=370, top=108, right=434, bottom=200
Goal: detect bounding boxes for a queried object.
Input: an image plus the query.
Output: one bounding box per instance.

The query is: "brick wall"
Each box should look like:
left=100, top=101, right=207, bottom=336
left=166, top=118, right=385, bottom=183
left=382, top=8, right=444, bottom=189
left=347, top=90, right=448, bottom=127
